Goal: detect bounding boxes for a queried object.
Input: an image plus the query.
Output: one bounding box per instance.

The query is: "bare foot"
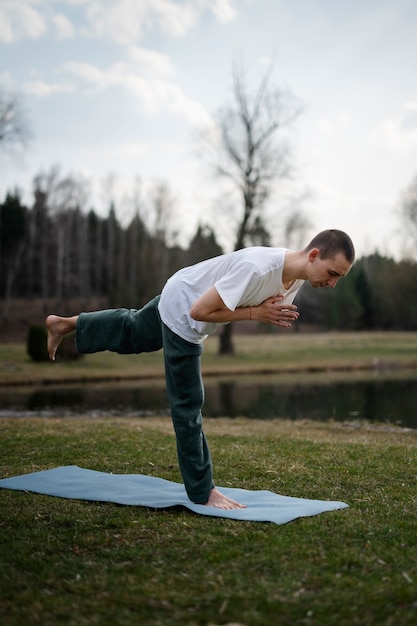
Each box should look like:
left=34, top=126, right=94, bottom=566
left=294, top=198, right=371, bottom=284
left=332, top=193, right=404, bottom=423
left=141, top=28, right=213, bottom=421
left=204, top=487, right=247, bottom=510
left=46, top=315, right=78, bottom=361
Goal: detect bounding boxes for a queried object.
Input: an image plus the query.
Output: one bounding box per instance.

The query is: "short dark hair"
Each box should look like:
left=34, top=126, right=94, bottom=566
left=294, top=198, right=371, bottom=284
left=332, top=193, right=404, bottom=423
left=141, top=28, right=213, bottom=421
left=305, top=229, right=355, bottom=263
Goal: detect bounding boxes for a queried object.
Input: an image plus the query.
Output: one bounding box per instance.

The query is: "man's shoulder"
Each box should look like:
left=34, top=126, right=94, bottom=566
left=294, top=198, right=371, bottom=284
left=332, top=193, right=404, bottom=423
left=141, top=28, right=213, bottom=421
left=238, top=246, right=287, bottom=267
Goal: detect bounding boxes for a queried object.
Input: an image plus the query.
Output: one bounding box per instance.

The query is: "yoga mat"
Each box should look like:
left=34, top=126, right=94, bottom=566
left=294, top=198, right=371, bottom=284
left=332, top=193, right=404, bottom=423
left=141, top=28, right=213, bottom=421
left=0, top=465, right=348, bottom=525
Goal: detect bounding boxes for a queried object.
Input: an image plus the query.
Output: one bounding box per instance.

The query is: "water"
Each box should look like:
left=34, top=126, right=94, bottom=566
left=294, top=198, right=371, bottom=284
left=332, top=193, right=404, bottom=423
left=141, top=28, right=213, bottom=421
left=2, top=370, right=417, bottom=428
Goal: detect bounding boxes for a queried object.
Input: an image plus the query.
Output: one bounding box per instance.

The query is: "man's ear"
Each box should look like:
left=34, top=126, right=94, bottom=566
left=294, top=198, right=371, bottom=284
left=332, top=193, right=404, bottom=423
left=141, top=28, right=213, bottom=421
left=308, top=248, right=320, bottom=262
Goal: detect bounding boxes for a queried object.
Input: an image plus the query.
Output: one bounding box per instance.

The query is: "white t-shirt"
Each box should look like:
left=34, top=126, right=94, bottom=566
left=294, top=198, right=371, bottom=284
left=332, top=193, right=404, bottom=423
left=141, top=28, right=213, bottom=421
left=158, top=246, right=304, bottom=344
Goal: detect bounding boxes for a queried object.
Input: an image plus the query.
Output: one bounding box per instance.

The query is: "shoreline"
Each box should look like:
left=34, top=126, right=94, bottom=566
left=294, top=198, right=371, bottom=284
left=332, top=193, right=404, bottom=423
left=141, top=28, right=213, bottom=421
left=2, top=358, right=417, bottom=388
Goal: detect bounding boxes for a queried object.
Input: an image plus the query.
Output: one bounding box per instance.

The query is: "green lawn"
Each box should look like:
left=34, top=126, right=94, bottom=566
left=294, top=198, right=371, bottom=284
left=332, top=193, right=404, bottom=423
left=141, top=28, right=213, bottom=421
left=1, top=416, right=417, bottom=626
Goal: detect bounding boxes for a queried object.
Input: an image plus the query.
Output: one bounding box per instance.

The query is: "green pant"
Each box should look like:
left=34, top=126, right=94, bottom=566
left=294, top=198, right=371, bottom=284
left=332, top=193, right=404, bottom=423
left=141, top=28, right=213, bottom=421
left=76, top=296, right=214, bottom=504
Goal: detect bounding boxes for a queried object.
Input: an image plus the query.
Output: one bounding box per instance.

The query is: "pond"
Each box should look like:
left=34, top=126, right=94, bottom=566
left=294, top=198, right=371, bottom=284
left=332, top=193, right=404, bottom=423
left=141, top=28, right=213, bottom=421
left=2, top=370, right=417, bottom=428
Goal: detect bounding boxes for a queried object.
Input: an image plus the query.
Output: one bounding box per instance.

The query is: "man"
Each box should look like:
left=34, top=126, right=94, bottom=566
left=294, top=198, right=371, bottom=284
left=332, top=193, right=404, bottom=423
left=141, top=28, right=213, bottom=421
left=47, top=229, right=354, bottom=510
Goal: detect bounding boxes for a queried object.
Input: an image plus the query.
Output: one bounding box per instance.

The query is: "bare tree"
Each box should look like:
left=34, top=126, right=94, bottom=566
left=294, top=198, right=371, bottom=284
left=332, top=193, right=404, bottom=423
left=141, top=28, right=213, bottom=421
left=202, top=61, right=304, bottom=353
left=0, top=88, right=32, bottom=293
left=123, top=178, right=150, bottom=304
left=100, top=174, right=119, bottom=302
left=149, top=181, right=177, bottom=292
left=0, top=87, right=32, bottom=154
left=76, top=206, right=91, bottom=307
left=400, top=172, right=417, bottom=257
left=33, top=167, right=90, bottom=309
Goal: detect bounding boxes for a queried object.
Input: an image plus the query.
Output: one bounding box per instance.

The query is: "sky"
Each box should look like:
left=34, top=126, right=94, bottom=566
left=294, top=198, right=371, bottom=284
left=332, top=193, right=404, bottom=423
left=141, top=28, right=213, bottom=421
left=1, top=0, right=417, bottom=258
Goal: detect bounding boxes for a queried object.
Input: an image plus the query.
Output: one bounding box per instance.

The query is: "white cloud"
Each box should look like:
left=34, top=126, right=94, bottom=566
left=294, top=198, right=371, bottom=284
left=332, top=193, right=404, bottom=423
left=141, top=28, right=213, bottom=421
left=0, top=0, right=237, bottom=46
left=22, top=79, right=75, bottom=96
left=127, top=46, right=176, bottom=78
left=404, top=101, right=417, bottom=112
left=62, top=61, right=108, bottom=90
left=52, top=13, right=76, bottom=39
left=317, top=111, right=352, bottom=135
left=19, top=47, right=211, bottom=126
left=401, top=101, right=417, bottom=131
left=84, top=0, right=237, bottom=45
left=205, top=0, right=236, bottom=23
left=370, top=103, right=417, bottom=153
left=0, top=1, right=46, bottom=43
left=61, top=59, right=212, bottom=126
left=0, top=70, right=13, bottom=84
left=85, top=0, right=197, bottom=44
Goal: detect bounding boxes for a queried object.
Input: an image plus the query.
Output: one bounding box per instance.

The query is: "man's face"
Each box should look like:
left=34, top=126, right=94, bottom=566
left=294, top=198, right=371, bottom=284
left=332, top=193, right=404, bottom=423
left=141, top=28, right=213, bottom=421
left=307, top=249, right=352, bottom=289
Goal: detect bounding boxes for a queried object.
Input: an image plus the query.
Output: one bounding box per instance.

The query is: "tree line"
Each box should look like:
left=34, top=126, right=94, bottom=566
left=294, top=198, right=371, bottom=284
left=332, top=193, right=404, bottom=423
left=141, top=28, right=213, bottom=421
left=0, top=171, right=223, bottom=322
left=1, top=177, right=417, bottom=333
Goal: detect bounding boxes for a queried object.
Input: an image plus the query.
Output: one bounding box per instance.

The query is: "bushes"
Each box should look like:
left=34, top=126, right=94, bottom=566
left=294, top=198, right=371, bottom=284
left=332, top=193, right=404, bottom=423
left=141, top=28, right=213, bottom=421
left=27, top=324, right=81, bottom=361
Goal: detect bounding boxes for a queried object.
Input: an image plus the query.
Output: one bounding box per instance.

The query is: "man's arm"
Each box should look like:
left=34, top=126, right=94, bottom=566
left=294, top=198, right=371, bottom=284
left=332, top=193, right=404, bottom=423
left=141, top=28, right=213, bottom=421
left=189, top=286, right=299, bottom=327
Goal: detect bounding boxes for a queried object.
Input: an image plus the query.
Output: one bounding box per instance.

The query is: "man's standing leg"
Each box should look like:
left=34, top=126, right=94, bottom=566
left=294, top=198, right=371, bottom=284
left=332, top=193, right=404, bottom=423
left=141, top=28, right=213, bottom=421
left=161, top=324, right=246, bottom=509
left=161, top=324, right=214, bottom=504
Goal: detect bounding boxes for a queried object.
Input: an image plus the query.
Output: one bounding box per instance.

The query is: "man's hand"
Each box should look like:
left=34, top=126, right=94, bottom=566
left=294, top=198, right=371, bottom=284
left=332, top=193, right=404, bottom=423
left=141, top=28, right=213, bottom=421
left=251, top=295, right=299, bottom=327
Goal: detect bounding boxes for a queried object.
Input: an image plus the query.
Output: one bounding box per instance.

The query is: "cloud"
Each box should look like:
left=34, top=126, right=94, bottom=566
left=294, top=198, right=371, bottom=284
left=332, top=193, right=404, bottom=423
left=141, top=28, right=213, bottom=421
left=317, top=111, right=352, bottom=135
left=0, top=0, right=237, bottom=45
left=22, top=80, right=75, bottom=97
left=62, top=61, right=107, bottom=91
left=20, top=40, right=209, bottom=128
left=84, top=0, right=236, bottom=45
left=127, top=46, right=176, bottom=78
left=207, top=0, right=236, bottom=23
left=401, top=101, right=417, bottom=130
left=0, top=1, right=46, bottom=42
left=52, top=13, right=76, bottom=39
left=84, top=0, right=196, bottom=44
left=370, top=102, right=417, bottom=153
left=61, top=59, right=212, bottom=126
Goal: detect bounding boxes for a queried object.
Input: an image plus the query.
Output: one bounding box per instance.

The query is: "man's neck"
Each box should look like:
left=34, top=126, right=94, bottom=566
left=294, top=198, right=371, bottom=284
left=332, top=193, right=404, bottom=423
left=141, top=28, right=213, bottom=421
left=282, top=250, right=307, bottom=288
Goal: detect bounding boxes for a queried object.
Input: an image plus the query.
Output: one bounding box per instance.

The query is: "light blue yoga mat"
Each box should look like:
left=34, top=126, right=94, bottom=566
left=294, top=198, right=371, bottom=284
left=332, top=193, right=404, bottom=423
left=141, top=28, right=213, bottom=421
left=0, top=465, right=348, bottom=525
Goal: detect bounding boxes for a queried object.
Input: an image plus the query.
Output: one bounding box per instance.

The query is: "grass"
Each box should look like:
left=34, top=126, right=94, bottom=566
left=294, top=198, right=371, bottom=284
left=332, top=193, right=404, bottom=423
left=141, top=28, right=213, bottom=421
left=1, top=416, right=417, bottom=626
left=2, top=331, right=417, bottom=386
left=2, top=333, right=417, bottom=624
